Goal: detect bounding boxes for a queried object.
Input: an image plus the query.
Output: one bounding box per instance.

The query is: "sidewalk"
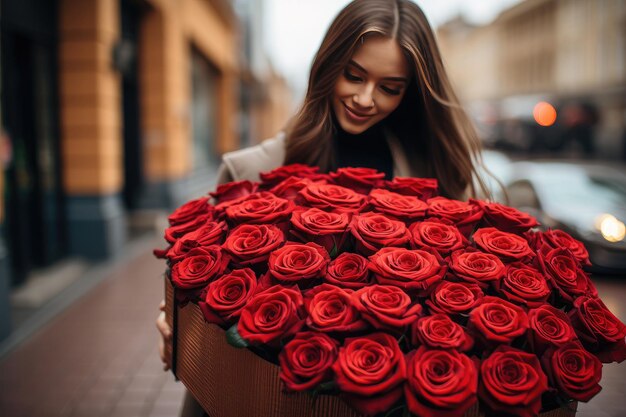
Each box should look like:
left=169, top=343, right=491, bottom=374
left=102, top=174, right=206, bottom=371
left=0, top=232, right=624, bottom=417
left=0, top=234, right=185, bottom=417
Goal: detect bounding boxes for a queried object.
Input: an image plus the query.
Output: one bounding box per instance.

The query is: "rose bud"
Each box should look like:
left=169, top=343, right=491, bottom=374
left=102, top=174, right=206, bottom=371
left=167, top=221, right=227, bottom=264
left=494, top=262, right=551, bottom=309
left=542, top=341, right=602, bottom=402
left=527, top=304, right=577, bottom=354
left=333, top=333, right=406, bottom=416
left=425, top=281, right=484, bottom=318
left=369, top=247, right=446, bottom=296
left=304, top=284, right=367, bottom=334
left=537, top=229, right=591, bottom=266
left=269, top=176, right=318, bottom=201
left=368, top=188, right=428, bottom=223
left=268, top=242, right=330, bottom=286
left=238, top=286, right=305, bottom=346
left=349, top=212, right=411, bottom=256
left=170, top=246, right=230, bottom=290
left=259, top=163, right=321, bottom=188
left=222, top=224, right=284, bottom=270
left=409, top=220, right=467, bottom=257
left=404, top=347, right=478, bottom=417
left=297, top=183, right=367, bottom=213
left=224, top=192, right=294, bottom=229
left=279, top=331, right=339, bottom=392
left=330, top=167, right=385, bottom=195
left=468, top=296, right=529, bottom=347
left=569, top=295, right=626, bottom=363
left=385, top=176, right=438, bottom=200
left=447, top=248, right=506, bottom=290
left=290, top=207, right=350, bottom=254
left=199, top=268, right=257, bottom=326
left=538, top=246, right=596, bottom=304
left=479, top=346, right=548, bottom=417
left=167, top=196, right=211, bottom=226
left=352, top=284, right=422, bottom=335
left=210, top=180, right=257, bottom=204
left=164, top=213, right=214, bottom=244
left=411, top=314, right=473, bottom=352
left=427, top=197, right=483, bottom=236
left=472, top=227, right=535, bottom=262
left=325, top=252, right=373, bottom=289
left=474, top=199, right=539, bottom=233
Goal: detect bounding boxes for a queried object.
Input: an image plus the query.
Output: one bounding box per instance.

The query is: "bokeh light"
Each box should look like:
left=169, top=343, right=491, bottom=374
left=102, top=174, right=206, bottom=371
left=533, top=101, right=557, bottom=126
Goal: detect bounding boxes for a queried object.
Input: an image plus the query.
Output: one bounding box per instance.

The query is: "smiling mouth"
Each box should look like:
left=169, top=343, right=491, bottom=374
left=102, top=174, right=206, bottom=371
left=343, top=103, right=375, bottom=121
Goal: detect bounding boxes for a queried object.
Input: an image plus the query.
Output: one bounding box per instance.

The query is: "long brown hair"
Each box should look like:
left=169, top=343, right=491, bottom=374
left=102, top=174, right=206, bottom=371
left=284, top=0, right=490, bottom=200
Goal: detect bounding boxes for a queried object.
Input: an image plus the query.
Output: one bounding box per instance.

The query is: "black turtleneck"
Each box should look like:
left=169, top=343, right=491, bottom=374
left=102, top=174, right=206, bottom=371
left=333, top=123, right=394, bottom=180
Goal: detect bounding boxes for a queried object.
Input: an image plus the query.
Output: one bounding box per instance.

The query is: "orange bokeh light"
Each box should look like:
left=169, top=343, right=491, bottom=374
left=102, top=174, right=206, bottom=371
left=533, top=101, right=557, bottom=126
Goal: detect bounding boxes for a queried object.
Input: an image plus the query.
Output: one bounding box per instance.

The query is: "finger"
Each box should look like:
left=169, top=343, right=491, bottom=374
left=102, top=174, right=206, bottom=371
left=159, top=340, right=171, bottom=371
left=156, top=313, right=172, bottom=340
left=159, top=299, right=166, bottom=311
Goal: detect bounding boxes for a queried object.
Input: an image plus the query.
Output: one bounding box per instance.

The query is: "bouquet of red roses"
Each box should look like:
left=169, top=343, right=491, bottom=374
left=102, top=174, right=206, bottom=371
left=155, top=164, right=626, bottom=417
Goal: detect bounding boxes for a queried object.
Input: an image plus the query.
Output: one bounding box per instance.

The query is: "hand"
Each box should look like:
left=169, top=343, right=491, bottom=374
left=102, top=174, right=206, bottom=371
left=156, top=299, right=173, bottom=371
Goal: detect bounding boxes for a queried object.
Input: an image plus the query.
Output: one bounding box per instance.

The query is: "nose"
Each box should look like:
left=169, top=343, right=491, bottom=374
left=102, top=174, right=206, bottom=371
left=353, top=84, right=375, bottom=109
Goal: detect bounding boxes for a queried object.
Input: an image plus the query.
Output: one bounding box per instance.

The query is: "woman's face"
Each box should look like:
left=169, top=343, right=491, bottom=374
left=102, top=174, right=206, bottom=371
left=332, top=35, right=410, bottom=135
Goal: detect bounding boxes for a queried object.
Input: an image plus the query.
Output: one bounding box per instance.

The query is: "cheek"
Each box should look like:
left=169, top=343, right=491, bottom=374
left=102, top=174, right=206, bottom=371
left=376, top=95, right=404, bottom=118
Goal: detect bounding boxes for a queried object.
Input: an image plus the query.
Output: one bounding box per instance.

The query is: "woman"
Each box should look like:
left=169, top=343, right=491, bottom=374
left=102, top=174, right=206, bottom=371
left=157, top=0, right=490, bottom=414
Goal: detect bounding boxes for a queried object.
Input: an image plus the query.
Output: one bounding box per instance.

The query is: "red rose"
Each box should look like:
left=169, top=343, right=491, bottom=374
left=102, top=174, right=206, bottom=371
left=297, top=183, right=367, bottom=213
left=368, top=188, right=428, bottom=223
left=164, top=213, right=213, bottom=244
left=369, top=247, right=446, bottom=295
left=425, top=281, right=484, bottom=317
left=304, top=284, right=367, bottom=334
left=259, top=164, right=321, bottom=188
left=290, top=207, right=350, bottom=254
left=468, top=296, right=529, bottom=346
left=225, top=192, right=294, bottom=226
left=333, top=333, right=406, bottom=416
left=238, top=286, right=305, bottom=346
left=167, top=196, right=211, bottom=226
left=199, top=268, right=257, bottom=325
left=411, top=314, right=473, bottom=351
left=479, top=346, right=548, bottom=417
left=427, top=197, right=483, bottom=236
left=325, top=252, right=372, bottom=289
left=542, top=341, right=602, bottom=402
left=473, top=227, right=535, bottom=262
left=385, top=177, right=438, bottom=200
left=569, top=295, right=626, bottom=363
left=475, top=199, right=539, bottom=233
left=269, top=176, right=318, bottom=201
left=330, top=167, right=385, bottom=194
left=349, top=212, right=410, bottom=255
left=494, top=263, right=551, bottom=308
left=209, top=180, right=257, bottom=204
left=447, top=248, right=505, bottom=289
left=268, top=242, right=330, bottom=285
left=222, top=224, right=284, bottom=268
left=166, top=221, right=227, bottom=264
left=170, top=246, right=230, bottom=290
left=527, top=304, right=577, bottom=354
left=404, top=347, right=478, bottom=417
left=539, top=246, right=595, bottom=303
left=352, top=285, right=422, bottom=334
left=279, top=331, right=339, bottom=392
left=409, top=220, right=467, bottom=256
left=539, top=229, right=591, bottom=266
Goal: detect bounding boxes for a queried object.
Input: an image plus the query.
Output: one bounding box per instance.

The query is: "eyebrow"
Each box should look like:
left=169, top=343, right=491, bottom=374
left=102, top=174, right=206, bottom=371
left=348, top=60, right=408, bottom=83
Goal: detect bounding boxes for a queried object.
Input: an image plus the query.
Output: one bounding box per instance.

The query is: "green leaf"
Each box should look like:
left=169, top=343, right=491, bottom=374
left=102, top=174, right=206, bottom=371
left=226, top=323, right=249, bottom=348
left=329, top=243, right=339, bottom=259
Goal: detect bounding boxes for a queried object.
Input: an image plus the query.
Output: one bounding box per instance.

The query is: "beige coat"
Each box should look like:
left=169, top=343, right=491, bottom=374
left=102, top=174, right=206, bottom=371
left=216, top=131, right=413, bottom=185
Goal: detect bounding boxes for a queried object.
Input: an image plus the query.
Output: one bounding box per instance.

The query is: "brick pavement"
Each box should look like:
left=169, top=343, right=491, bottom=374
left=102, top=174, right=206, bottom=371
left=0, top=236, right=185, bottom=417
left=0, top=234, right=624, bottom=417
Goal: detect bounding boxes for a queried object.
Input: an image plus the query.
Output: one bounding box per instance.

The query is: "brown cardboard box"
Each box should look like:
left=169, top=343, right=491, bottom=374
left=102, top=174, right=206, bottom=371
left=164, top=277, right=577, bottom=417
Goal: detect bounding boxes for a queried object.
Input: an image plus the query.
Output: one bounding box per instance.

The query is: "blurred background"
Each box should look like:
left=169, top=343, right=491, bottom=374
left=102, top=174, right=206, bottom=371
left=0, top=1, right=624, bottom=417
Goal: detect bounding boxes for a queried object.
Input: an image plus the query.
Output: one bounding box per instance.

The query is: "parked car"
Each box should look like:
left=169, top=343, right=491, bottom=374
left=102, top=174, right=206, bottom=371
left=505, top=161, right=626, bottom=273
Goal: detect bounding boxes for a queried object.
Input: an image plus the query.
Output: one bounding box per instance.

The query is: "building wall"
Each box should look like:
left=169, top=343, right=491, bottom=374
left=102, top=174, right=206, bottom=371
left=437, top=0, right=626, bottom=157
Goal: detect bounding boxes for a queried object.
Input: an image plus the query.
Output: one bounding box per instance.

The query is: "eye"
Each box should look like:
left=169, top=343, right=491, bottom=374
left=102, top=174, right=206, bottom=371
left=343, top=70, right=362, bottom=82
left=380, top=85, right=402, bottom=96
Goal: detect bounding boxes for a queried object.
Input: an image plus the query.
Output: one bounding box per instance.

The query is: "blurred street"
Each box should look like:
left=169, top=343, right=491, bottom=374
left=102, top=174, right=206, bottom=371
left=0, top=232, right=624, bottom=417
